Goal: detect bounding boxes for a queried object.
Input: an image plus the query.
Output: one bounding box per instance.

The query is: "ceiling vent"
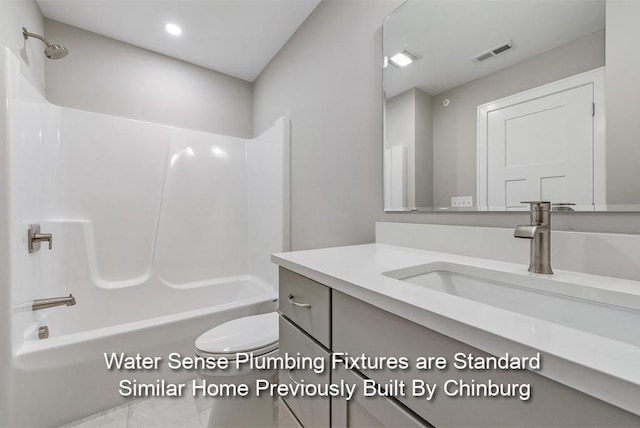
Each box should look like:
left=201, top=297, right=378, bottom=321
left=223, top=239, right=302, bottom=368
left=472, top=41, right=513, bottom=63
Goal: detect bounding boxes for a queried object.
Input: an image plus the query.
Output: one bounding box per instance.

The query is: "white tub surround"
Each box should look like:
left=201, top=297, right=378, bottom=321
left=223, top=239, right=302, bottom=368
left=0, top=47, right=289, bottom=427
left=272, top=222, right=640, bottom=417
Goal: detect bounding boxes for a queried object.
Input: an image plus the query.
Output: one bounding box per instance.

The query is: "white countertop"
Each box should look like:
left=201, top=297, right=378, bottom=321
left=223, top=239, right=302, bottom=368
left=273, top=243, right=640, bottom=416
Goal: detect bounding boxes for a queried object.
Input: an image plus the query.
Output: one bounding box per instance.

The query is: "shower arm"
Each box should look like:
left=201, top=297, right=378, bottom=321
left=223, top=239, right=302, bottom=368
left=22, top=27, right=53, bottom=47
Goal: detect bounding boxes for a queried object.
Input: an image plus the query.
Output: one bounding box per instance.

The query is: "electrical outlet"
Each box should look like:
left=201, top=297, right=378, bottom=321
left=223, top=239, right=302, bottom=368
left=451, top=196, right=473, bottom=207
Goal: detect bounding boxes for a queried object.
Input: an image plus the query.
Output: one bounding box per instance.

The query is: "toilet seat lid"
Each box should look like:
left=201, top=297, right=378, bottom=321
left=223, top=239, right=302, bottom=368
left=195, top=312, right=278, bottom=355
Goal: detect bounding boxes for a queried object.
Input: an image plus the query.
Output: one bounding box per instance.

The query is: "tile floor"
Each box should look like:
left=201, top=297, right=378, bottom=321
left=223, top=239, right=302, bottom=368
left=60, top=382, right=212, bottom=428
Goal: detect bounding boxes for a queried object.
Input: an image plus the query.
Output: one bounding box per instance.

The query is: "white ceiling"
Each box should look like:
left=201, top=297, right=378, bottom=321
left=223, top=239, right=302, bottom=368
left=384, top=0, right=606, bottom=98
left=37, top=0, right=321, bottom=82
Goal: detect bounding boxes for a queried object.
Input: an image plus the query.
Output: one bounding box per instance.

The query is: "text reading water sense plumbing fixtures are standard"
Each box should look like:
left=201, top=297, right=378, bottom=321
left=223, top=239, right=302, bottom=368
left=104, top=352, right=540, bottom=401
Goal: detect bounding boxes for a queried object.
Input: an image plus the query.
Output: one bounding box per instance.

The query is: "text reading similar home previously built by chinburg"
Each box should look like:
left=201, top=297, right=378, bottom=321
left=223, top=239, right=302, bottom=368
left=105, top=351, right=540, bottom=402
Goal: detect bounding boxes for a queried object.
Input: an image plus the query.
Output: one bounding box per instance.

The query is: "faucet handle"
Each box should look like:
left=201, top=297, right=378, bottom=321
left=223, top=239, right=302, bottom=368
left=520, top=201, right=551, bottom=211
left=552, top=202, right=576, bottom=212
left=27, top=224, right=53, bottom=253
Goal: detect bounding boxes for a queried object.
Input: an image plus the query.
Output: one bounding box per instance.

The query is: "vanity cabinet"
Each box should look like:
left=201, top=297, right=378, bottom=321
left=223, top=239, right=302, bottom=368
left=279, top=268, right=426, bottom=427
left=278, top=267, right=640, bottom=427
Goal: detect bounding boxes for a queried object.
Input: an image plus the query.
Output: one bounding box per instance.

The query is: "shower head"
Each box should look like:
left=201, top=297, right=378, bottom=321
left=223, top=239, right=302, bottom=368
left=22, top=27, right=68, bottom=60
left=44, top=44, right=69, bottom=60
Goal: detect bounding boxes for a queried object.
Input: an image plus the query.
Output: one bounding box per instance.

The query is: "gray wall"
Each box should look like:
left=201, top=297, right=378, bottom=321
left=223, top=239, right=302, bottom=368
left=385, top=88, right=417, bottom=207
left=45, top=20, right=253, bottom=138
left=254, top=0, right=404, bottom=250
left=254, top=0, right=640, bottom=249
left=0, top=0, right=46, bottom=92
left=432, top=30, right=605, bottom=207
left=386, top=87, right=433, bottom=208
left=606, top=0, right=640, bottom=204
left=414, top=88, right=433, bottom=208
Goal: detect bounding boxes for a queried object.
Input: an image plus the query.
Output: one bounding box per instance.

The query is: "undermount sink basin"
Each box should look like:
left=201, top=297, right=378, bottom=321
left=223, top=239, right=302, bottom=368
left=382, top=262, right=640, bottom=347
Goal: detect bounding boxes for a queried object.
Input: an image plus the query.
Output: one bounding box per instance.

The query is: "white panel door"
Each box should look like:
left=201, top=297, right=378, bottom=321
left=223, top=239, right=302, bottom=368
left=486, top=84, right=594, bottom=208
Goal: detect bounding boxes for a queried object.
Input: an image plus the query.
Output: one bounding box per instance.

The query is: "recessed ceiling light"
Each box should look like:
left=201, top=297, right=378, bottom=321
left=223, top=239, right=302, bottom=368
left=389, top=49, right=420, bottom=68
left=165, top=23, right=182, bottom=36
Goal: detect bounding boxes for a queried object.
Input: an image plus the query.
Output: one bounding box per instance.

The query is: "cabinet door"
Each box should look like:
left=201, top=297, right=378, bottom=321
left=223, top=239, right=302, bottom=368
left=332, top=367, right=430, bottom=428
left=279, top=316, right=330, bottom=427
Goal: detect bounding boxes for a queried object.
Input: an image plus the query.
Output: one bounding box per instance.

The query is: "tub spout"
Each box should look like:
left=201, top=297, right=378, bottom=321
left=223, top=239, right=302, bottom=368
left=32, top=294, right=76, bottom=311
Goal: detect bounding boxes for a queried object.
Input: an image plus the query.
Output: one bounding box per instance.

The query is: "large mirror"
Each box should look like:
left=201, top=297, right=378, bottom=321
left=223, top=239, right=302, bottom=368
left=383, top=0, right=640, bottom=212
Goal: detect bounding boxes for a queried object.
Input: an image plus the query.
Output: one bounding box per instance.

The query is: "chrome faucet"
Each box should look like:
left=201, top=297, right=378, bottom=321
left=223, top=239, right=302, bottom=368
left=514, top=201, right=553, bottom=274
left=32, top=294, right=76, bottom=311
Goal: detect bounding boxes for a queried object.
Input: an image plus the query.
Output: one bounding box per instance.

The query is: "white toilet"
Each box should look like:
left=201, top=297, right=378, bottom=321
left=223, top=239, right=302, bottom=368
left=195, top=312, right=279, bottom=428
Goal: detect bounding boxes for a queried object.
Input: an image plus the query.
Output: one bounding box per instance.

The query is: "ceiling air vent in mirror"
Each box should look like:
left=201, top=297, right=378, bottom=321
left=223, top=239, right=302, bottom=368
left=472, top=41, right=513, bottom=63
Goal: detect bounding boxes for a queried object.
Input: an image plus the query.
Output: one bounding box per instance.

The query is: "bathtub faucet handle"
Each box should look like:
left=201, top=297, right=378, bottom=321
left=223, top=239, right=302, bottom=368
left=28, top=224, right=52, bottom=253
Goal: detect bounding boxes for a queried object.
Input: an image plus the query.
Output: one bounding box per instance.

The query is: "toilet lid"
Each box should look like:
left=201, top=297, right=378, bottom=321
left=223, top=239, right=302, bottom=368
left=195, top=312, right=278, bottom=356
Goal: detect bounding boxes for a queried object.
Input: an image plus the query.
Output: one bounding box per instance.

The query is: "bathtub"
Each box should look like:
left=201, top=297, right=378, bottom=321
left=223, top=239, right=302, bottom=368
left=7, top=218, right=280, bottom=426
left=10, top=277, right=277, bottom=427
left=16, top=277, right=278, bottom=369
left=6, top=167, right=284, bottom=426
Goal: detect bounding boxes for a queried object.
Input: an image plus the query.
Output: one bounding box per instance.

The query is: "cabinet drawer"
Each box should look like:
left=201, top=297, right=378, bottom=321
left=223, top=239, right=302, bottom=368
left=279, top=398, right=303, bottom=428
left=333, top=290, right=640, bottom=428
left=279, top=267, right=331, bottom=348
left=279, top=315, right=330, bottom=427
left=332, top=366, right=430, bottom=428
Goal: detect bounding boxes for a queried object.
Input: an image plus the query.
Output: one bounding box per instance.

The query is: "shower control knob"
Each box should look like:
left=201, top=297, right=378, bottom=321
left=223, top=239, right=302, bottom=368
left=28, top=224, right=53, bottom=253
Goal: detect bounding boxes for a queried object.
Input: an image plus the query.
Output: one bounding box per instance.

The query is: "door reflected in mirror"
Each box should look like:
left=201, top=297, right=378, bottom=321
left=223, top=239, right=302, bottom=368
left=383, top=0, right=640, bottom=212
